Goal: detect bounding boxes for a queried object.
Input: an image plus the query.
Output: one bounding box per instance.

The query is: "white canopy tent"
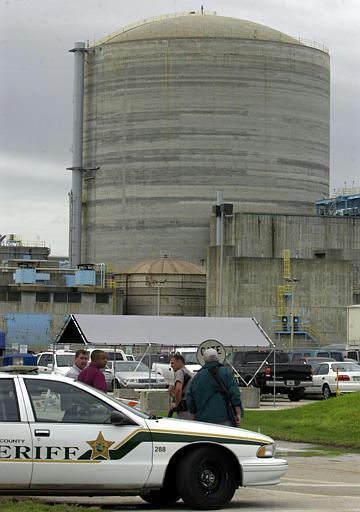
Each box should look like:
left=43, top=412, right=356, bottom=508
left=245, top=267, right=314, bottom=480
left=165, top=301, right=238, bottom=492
left=56, top=314, right=279, bottom=404
left=55, top=314, right=271, bottom=348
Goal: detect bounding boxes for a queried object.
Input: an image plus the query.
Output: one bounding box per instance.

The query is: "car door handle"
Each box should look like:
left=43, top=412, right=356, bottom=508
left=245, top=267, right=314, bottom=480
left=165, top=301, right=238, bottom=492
left=34, top=429, right=50, bottom=437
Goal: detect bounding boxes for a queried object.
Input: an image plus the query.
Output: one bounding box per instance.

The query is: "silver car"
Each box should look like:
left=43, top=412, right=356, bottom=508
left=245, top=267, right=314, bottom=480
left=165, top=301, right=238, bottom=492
left=307, top=361, right=360, bottom=399
left=106, top=361, right=167, bottom=389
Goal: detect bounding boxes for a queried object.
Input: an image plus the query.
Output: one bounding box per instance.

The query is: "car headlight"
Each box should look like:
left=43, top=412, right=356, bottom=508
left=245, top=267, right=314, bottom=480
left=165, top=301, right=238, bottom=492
left=256, top=443, right=275, bottom=458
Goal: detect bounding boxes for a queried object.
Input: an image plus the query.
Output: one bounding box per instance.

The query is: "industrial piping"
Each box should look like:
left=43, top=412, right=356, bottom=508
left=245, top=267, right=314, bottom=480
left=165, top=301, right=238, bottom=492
left=68, top=42, right=86, bottom=268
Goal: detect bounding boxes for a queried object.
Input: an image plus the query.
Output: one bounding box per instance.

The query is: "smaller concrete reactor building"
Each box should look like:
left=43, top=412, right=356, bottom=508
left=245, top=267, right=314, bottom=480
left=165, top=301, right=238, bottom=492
left=207, top=212, right=360, bottom=345
left=115, top=256, right=206, bottom=316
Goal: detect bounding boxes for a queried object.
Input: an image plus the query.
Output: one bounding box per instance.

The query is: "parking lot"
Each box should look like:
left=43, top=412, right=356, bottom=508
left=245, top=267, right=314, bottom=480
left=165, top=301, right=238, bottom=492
left=258, top=395, right=318, bottom=410
left=39, top=441, right=360, bottom=511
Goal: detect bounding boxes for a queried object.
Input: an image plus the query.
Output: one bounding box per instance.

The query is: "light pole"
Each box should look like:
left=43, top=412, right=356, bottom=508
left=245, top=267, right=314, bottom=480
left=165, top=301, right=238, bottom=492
left=152, top=278, right=167, bottom=316
left=285, top=277, right=299, bottom=352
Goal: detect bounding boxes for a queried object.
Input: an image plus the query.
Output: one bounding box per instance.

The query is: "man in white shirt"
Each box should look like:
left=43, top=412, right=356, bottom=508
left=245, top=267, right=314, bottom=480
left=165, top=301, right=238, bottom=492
left=66, top=349, right=88, bottom=380
left=169, top=353, right=193, bottom=420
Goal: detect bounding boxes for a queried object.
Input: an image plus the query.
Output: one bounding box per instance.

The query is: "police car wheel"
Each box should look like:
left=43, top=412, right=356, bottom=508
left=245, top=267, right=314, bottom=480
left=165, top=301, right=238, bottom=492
left=140, top=488, right=180, bottom=506
left=177, top=446, right=237, bottom=509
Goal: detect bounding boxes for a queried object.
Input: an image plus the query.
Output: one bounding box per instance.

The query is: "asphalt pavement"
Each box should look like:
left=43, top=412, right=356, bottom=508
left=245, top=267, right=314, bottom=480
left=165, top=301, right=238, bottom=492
left=37, top=441, right=360, bottom=511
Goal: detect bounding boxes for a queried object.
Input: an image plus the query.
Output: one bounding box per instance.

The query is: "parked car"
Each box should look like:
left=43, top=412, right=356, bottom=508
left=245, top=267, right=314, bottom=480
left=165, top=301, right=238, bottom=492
left=300, top=356, right=336, bottom=366
left=87, top=347, right=127, bottom=361
left=226, top=350, right=313, bottom=401
left=289, top=349, right=344, bottom=362
left=107, top=360, right=167, bottom=389
left=151, top=348, right=201, bottom=386
left=36, top=350, right=75, bottom=376
left=305, top=361, right=360, bottom=399
left=37, top=350, right=110, bottom=387
left=0, top=368, right=287, bottom=509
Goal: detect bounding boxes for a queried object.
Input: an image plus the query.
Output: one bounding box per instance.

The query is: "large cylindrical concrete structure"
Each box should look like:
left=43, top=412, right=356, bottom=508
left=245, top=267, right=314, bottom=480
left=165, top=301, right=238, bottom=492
left=82, top=13, right=330, bottom=268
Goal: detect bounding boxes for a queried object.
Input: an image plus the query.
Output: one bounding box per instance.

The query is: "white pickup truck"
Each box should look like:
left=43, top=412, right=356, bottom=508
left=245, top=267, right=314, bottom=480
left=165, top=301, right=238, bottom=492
left=151, top=348, right=201, bottom=385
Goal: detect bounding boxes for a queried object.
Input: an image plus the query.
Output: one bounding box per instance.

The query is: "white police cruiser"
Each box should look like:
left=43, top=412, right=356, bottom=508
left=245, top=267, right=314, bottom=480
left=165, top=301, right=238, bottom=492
left=0, top=367, right=287, bottom=509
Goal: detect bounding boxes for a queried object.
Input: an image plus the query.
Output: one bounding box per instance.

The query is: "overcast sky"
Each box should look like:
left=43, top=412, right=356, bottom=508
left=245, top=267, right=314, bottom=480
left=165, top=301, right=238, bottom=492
left=1, top=0, right=359, bottom=255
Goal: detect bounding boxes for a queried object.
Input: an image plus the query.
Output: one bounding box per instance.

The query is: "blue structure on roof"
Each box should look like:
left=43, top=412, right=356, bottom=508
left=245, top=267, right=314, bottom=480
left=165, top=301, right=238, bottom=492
left=1, top=353, right=37, bottom=366
left=0, top=331, right=5, bottom=350
left=316, top=193, right=360, bottom=217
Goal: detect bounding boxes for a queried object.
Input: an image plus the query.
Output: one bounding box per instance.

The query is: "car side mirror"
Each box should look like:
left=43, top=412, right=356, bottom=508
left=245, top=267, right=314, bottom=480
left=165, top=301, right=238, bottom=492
left=110, top=410, right=136, bottom=426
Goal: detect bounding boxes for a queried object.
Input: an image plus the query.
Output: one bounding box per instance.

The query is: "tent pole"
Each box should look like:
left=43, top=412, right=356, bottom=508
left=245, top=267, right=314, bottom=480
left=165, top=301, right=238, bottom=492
left=251, top=317, right=276, bottom=407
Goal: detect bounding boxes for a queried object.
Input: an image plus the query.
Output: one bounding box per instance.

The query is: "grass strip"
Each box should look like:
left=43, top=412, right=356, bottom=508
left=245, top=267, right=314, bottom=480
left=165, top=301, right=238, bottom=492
left=241, top=391, right=360, bottom=448
left=0, top=498, right=94, bottom=512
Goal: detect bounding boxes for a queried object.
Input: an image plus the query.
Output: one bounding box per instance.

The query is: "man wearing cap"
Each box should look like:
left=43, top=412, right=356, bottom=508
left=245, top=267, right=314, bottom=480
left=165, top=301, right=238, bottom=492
left=186, top=348, right=243, bottom=426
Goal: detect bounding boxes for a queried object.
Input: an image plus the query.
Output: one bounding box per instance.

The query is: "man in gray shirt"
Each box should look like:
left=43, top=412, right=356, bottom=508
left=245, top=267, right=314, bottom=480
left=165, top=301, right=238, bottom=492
left=169, top=353, right=193, bottom=420
left=66, top=349, right=88, bottom=380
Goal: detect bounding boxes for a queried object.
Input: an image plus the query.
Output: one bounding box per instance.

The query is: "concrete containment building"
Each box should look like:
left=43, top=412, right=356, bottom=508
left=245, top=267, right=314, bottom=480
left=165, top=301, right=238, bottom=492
left=115, top=257, right=206, bottom=316
left=81, top=12, right=330, bottom=268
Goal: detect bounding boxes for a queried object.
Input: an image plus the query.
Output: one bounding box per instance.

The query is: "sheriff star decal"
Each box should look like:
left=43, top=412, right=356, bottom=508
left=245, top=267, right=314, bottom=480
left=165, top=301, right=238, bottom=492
left=86, top=432, right=114, bottom=460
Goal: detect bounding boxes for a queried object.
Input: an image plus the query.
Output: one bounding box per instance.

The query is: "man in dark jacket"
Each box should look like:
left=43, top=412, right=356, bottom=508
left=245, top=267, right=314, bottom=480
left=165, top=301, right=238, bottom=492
left=186, top=348, right=242, bottom=426
left=78, top=349, right=107, bottom=393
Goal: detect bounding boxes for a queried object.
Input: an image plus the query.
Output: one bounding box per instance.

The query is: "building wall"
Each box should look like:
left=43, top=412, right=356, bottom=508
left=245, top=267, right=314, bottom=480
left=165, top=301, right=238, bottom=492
left=82, top=18, right=329, bottom=268
left=0, top=286, right=123, bottom=351
left=0, top=245, right=50, bottom=263
left=207, top=249, right=352, bottom=344
left=207, top=212, right=358, bottom=344
left=210, top=212, right=360, bottom=290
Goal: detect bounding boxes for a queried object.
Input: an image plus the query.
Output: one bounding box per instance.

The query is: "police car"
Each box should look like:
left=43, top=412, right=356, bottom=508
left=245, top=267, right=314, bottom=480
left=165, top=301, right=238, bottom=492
left=0, top=367, right=287, bottom=510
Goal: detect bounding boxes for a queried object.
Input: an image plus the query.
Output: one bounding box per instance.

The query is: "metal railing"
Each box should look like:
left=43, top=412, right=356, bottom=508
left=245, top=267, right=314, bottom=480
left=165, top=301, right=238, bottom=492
left=92, top=11, right=218, bottom=47
left=274, top=320, right=326, bottom=346
left=90, top=12, right=329, bottom=55
left=297, top=37, right=329, bottom=54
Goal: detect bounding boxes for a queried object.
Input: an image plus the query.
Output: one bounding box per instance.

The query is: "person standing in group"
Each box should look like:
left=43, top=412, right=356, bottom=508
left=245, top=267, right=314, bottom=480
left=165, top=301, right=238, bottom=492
left=186, top=348, right=243, bottom=426
left=169, top=353, right=193, bottom=420
left=78, top=349, right=108, bottom=392
left=65, top=349, right=88, bottom=380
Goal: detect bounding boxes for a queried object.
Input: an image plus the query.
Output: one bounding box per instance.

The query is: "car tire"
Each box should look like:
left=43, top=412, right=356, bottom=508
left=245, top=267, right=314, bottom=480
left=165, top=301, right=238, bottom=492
left=112, top=379, right=122, bottom=389
left=140, top=488, right=180, bottom=507
left=288, top=390, right=301, bottom=402
left=322, top=384, right=332, bottom=399
left=176, top=446, right=237, bottom=510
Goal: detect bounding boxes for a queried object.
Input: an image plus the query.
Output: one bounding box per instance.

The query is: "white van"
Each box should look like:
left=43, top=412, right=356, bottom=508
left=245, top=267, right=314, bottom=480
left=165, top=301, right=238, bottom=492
left=346, top=348, right=360, bottom=363
left=152, top=347, right=200, bottom=385
left=86, top=347, right=127, bottom=361
left=37, top=350, right=75, bottom=376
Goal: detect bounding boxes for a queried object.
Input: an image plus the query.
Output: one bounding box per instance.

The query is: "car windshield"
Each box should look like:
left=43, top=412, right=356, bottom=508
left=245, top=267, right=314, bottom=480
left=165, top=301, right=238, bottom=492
left=182, top=352, right=198, bottom=364
left=245, top=353, right=289, bottom=364
left=55, top=354, right=75, bottom=367
left=108, top=361, right=149, bottom=372
left=307, top=358, right=334, bottom=365
left=77, top=381, right=151, bottom=420
left=331, top=362, right=360, bottom=372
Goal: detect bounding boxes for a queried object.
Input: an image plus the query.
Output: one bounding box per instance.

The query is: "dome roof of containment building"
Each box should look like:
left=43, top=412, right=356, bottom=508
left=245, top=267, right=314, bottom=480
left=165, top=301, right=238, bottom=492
left=122, top=258, right=206, bottom=275
left=96, top=12, right=300, bottom=46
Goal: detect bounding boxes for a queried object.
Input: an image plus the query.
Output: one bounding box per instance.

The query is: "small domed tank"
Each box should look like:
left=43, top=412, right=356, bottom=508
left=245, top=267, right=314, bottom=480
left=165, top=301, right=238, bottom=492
left=115, top=256, right=206, bottom=316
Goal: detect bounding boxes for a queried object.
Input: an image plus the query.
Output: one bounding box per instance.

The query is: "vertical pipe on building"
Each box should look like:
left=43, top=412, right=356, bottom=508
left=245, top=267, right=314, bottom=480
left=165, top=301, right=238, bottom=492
left=216, top=191, right=223, bottom=246
left=217, top=191, right=224, bottom=317
left=69, top=42, right=86, bottom=268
